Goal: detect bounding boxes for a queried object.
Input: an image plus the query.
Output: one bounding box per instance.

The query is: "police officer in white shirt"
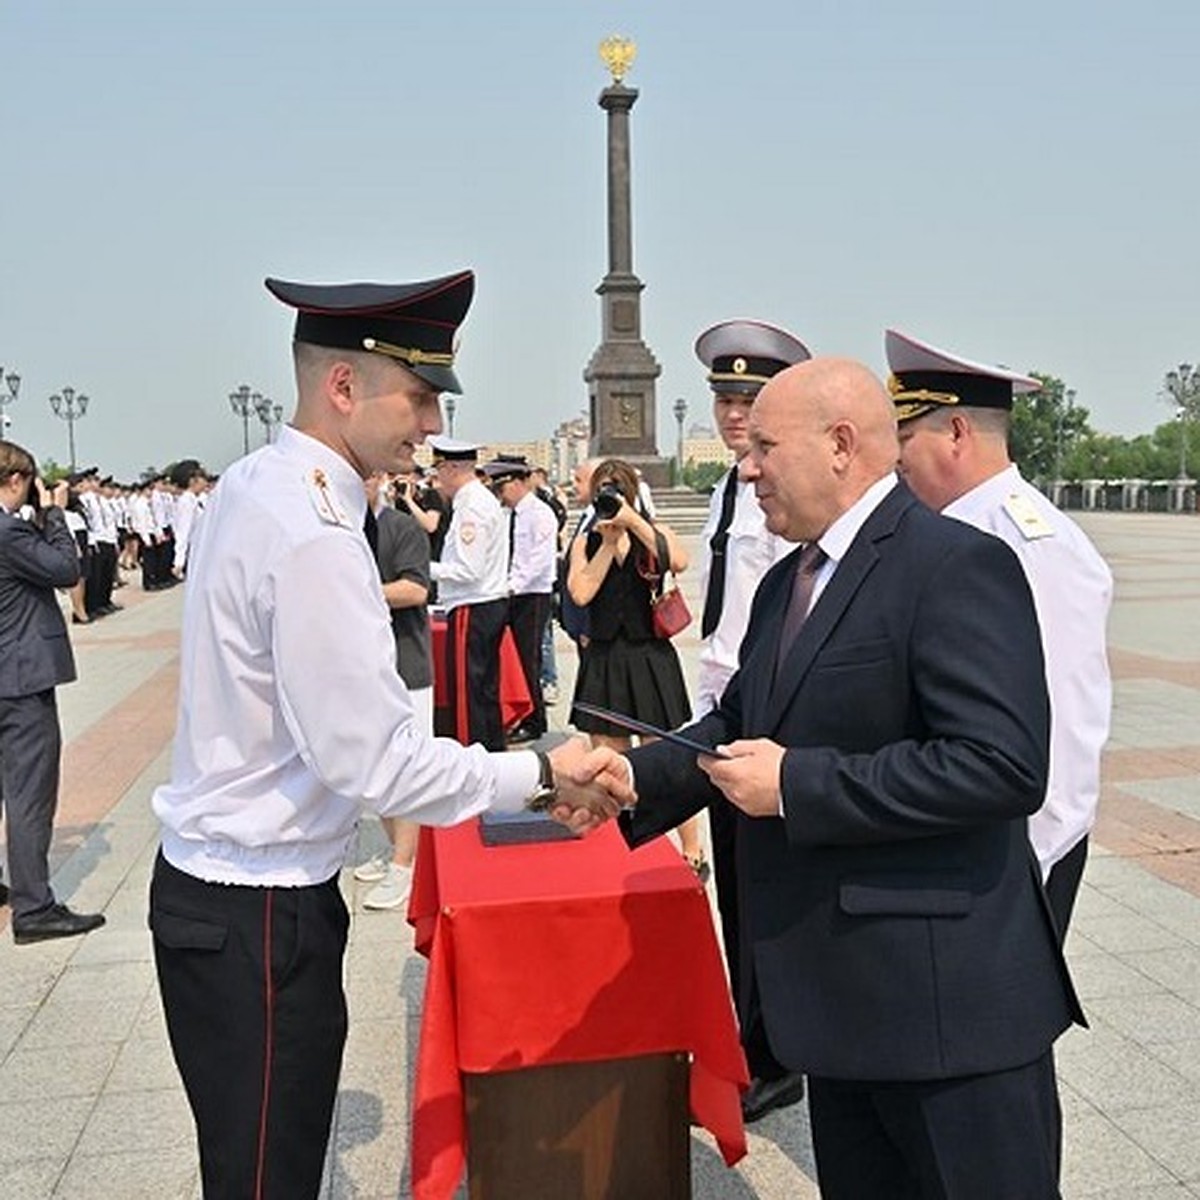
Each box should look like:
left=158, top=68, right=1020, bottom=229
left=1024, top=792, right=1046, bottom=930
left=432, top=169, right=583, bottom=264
left=485, top=457, right=559, bottom=741
left=428, top=436, right=510, bottom=750
left=694, top=318, right=812, bottom=1123
left=889, top=328, right=1113, bottom=939
left=149, top=270, right=632, bottom=1200
left=169, top=458, right=208, bottom=578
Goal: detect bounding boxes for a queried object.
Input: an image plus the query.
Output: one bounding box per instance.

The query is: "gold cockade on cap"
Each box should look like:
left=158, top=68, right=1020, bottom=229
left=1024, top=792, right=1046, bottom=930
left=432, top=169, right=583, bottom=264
left=599, top=36, right=637, bottom=84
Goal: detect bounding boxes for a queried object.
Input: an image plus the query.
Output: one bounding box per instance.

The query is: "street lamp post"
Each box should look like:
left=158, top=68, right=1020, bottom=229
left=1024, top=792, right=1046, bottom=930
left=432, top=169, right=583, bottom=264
left=1178, top=405, right=1190, bottom=480
left=444, top=395, right=457, bottom=438
left=253, top=393, right=280, bottom=445
left=0, top=367, right=20, bottom=437
left=673, top=397, right=688, bottom=481
left=48, top=386, right=89, bottom=470
left=229, top=384, right=260, bottom=456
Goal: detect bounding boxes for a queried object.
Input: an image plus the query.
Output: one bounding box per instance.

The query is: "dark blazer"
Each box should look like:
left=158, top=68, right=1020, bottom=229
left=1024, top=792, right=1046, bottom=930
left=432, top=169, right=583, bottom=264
left=0, top=506, right=79, bottom=699
left=625, top=482, right=1083, bottom=1082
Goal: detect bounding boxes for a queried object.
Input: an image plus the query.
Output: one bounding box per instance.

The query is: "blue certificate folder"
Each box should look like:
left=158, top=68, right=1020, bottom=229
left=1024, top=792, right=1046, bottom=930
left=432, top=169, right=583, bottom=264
left=479, top=810, right=580, bottom=846
left=572, top=703, right=732, bottom=759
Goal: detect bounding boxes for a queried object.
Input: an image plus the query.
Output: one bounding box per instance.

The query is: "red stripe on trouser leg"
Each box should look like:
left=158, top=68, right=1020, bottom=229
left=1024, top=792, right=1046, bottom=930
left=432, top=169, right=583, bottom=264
left=454, top=607, right=472, bottom=743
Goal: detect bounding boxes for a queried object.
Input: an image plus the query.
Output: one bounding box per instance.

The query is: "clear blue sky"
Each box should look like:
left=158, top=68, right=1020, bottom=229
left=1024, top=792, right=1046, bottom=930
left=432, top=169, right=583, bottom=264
left=4, top=0, right=1198, bottom=478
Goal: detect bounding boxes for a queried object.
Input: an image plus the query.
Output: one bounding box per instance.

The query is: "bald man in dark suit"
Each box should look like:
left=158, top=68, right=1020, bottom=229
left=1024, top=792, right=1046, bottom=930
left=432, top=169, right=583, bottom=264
left=618, top=359, right=1082, bottom=1199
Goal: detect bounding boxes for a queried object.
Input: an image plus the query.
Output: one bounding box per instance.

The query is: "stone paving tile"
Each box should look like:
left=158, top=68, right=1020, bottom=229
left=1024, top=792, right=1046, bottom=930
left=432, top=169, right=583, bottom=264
left=105, top=1029, right=180, bottom=1094
left=1061, top=1105, right=1186, bottom=1195
left=0, top=1095, right=93, bottom=1166
left=74, top=1085, right=196, bottom=1157
left=1119, top=1103, right=1200, bottom=1184
left=1083, top=991, right=1200, bottom=1045
left=18, top=995, right=142, bottom=1052
left=1075, top=910, right=1192, bottom=955
left=53, top=1147, right=198, bottom=1200
left=0, top=1156, right=63, bottom=1200
left=0, top=1039, right=119, bottom=1104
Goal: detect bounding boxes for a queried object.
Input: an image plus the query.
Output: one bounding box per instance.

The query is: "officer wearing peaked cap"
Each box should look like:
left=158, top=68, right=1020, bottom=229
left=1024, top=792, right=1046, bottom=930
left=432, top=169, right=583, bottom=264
left=888, top=327, right=1113, bottom=939
left=428, top=436, right=509, bottom=749
left=694, top=317, right=812, bottom=1123
left=484, top=456, right=558, bottom=743
left=149, top=272, right=632, bottom=1200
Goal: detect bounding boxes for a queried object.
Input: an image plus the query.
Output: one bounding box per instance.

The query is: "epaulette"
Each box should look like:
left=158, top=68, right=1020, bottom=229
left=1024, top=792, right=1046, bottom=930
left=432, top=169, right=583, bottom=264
left=1001, top=492, right=1055, bottom=540
left=305, top=467, right=353, bottom=528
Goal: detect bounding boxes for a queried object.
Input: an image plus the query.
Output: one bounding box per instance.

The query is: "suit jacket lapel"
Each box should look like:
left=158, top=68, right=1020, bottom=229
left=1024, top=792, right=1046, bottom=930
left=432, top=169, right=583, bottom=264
left=762, top=484, right=914, bottom=733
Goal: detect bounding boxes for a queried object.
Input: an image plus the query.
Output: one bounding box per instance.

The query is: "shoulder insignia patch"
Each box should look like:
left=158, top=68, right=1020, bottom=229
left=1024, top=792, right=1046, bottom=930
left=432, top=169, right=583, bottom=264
left=1002, top=492, right=1055, bottom=540
left=459, top=519, right=477, bottom=545
left=306, top=467, right=351, bottom=527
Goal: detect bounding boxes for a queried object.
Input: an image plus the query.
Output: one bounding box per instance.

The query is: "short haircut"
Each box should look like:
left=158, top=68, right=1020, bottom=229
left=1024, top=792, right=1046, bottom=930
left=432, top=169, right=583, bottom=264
left=0, top=439, right=35, bottom=482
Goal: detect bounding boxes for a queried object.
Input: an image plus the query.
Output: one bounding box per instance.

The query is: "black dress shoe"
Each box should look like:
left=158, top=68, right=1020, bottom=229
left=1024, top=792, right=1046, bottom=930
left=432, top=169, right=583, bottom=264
left=0, top=881, right=8, bottom=906
left=741, top=1072, right=806, bottom=1123
left=12, top=904, right=106, bottom=945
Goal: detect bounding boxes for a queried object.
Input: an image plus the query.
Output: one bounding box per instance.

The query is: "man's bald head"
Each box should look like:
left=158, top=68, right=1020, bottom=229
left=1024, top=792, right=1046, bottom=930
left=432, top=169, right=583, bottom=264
left=744, top=357, right=899, bottom=543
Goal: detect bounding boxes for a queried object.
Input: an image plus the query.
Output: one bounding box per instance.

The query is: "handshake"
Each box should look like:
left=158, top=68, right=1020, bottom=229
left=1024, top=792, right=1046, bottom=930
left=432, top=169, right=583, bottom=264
left=543, top=738, right=638, bottom=835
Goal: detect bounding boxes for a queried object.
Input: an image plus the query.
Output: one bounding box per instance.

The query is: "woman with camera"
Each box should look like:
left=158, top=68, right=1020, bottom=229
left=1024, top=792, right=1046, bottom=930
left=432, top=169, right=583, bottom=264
left=566, top=458, right=707, bottom=878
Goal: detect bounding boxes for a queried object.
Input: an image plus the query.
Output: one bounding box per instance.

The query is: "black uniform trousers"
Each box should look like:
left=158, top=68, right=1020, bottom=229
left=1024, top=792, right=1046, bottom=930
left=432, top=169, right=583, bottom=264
left=507, top=591, right=550, bottom=738
left=0, top=689, right=61, bottom=918
left=1044, top=836, right=1089, bottom=944
left=808, top=1051, right=1062, bottom=1200
left=150, top=853, right=349, bottom=1200
left=444, top=597, right=508, bottom=751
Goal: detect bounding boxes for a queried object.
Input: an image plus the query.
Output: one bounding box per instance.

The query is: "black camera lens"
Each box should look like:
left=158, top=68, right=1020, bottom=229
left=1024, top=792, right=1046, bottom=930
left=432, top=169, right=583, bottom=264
left=593, top=483, right=622, bottom=520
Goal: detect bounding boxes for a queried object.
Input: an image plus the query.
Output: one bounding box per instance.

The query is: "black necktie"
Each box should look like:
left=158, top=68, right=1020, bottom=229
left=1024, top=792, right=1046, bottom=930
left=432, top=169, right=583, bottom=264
left=363, top=505, right=379, bottom=558
left=701, top=468, right=740, bottom=638
left=776, top=543, right=827, bottom=668
left=507, top=508, right=517, bottom=571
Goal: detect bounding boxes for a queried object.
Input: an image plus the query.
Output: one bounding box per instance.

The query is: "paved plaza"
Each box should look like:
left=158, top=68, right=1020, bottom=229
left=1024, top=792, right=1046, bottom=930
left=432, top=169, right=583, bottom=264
left=1, top=511, right=1198, bottom=1198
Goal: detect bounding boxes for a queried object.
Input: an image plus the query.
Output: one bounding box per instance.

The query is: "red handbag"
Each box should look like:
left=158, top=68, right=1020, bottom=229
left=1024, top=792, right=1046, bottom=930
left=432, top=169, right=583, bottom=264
left=646, top=530, right=693, bottom=639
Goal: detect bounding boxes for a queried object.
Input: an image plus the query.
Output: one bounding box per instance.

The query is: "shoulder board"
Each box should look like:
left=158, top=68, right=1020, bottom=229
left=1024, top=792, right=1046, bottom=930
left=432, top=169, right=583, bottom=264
left=1001, top=492, right=1055, bottom=540
left=305, top=468, right=352, bottom=528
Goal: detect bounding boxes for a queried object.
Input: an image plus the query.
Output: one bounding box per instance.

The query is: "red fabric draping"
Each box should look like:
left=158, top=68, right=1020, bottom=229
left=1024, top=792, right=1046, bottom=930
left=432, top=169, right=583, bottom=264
left=430, top=615, right=533, bottom=732
left=407, top=821, right=749, bottom=1200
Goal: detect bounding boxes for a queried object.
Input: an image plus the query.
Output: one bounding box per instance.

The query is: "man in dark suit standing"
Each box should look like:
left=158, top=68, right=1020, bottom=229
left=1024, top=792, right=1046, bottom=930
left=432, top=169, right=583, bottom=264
left=0, top=440, right=106, bottom=942
left=619, top=359, right=1082, bottom=1198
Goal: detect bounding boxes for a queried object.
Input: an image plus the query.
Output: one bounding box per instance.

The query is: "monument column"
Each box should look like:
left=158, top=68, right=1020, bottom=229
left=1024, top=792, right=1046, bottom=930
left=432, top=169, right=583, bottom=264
left=583, top=37, right=670, bottom=485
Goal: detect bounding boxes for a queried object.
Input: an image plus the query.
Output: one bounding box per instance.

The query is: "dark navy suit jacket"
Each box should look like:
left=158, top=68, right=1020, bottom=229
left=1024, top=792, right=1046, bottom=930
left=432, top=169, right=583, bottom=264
left=624, top=481, right=1083, bottom=1082
left=0, top=506, right=79, bottom=699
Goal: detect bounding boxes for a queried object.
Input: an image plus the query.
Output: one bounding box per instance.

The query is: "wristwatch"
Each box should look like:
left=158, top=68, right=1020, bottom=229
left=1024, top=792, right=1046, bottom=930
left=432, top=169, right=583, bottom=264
left=524, top=750, right=560, bottom=813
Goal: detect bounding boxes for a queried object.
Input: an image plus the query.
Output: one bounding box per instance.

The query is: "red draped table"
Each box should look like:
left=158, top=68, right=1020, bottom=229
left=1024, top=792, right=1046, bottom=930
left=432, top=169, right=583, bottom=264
left=430, top=614, right=533, bottom=737
left=408, top=820, right=749, bottom=1199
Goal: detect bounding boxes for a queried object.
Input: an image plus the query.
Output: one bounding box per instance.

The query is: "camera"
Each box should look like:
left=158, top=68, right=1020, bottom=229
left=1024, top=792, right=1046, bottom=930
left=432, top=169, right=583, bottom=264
left=593, top=482, right=623, bottom=520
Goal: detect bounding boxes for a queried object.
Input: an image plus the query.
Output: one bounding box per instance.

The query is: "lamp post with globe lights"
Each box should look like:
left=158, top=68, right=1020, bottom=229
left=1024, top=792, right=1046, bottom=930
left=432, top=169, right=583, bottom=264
left=0, top=367, right=20, bottom=437
left=229, top=384, right=261, bottom=456
left=48, top=386, right=89, bottom=470
left=253, top=392, right=282, bottom=445
left=672, top=396, right=688, bottom=481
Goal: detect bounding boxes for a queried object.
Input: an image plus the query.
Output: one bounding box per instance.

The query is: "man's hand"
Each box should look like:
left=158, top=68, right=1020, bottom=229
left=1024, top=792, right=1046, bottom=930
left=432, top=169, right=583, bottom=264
left=546, top=738, right=636, bottom=833
left=698, top=739, right=785, bottom=817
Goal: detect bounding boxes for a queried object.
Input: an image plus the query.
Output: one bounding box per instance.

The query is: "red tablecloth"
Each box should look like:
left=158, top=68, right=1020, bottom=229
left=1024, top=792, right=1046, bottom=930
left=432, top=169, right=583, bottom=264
left=430, top=615, right=533, bottom=734
left=408, top=821, right=749, bottom=1200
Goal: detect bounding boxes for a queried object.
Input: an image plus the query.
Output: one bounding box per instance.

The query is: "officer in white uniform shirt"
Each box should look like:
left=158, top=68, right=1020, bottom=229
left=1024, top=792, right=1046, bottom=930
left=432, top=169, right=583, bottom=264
left=485, top=457, right=559, bottom=741
left=428, top=436, right=510, bottom=750
left=888, top=327, right=1112, bottom=940
left=694, top=317, right=812, bottom=1123
left=148, top=270, right=631, bottom=1200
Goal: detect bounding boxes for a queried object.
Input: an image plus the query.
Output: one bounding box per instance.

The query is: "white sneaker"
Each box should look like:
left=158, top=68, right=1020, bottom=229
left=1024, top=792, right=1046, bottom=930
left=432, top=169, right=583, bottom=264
left=353, top=853, right=390, bottom=883
left=363, top=863, right=413, bottom=911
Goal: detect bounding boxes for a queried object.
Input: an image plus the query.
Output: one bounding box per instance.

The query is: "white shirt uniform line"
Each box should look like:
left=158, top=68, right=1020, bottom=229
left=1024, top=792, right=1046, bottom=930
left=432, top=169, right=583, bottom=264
left=429, top=477, right=507, bottom=608
left=695, top=468, right=794, bottom=716
left=152, top=426, right=537, bottom=888
left=943, top=464, right=1112, bottom=876
left=509, top=490, right=558, bottom=596
left=172, top=490, right=201, bottom=573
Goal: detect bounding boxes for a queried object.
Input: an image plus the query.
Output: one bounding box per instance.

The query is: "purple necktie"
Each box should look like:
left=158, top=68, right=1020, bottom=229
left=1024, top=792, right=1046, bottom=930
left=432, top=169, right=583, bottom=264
left=776, top=542, right=827, bottom=668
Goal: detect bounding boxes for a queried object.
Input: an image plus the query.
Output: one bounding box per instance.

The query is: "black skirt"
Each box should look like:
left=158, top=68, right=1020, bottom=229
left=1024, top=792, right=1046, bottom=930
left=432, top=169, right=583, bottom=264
left=571, top=635, right=691, bottom=738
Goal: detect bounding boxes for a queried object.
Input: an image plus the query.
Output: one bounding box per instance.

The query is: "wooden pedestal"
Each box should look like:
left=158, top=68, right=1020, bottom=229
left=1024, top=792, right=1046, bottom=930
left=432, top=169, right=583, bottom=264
left=464, top=1051, right=690, bottom=1199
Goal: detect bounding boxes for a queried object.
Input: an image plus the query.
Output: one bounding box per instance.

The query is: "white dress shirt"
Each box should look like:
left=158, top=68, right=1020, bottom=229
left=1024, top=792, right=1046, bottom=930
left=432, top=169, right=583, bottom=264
left=152, top=425, right=537, bottom=887
left=944, top=465, right=1112, bottom=876
left=430, top=477, right=508, bottom=609
left=509, top=490, right=558, bottom=596
left=696, top=467, right=793, bottom=714
left=172, top=489, right=202, bottom=572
